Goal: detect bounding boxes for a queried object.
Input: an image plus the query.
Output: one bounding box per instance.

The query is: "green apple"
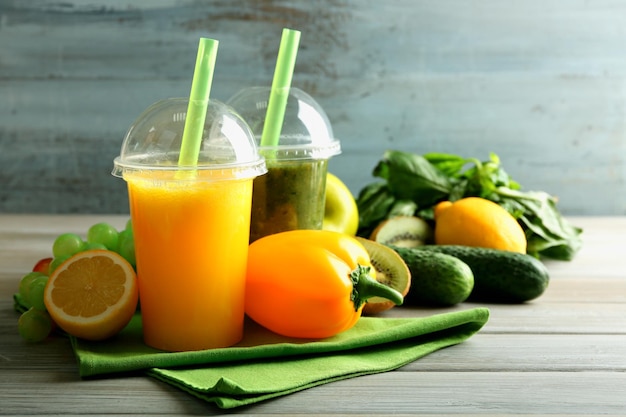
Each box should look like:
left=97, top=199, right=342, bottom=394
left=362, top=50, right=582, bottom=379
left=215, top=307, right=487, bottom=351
left=323, top=173, right=359, bottom=235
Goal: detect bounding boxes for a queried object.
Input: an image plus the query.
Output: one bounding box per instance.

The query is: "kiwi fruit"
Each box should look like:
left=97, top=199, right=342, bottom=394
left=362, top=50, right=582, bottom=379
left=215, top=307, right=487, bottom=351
left=355, top=236, right=411, bottom=315
left=370, top=216, right=433, bottom=248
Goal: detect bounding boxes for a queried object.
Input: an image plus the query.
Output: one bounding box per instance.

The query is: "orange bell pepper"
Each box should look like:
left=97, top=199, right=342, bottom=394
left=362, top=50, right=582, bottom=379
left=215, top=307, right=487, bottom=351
left=245, top=229, right=403, bottom=338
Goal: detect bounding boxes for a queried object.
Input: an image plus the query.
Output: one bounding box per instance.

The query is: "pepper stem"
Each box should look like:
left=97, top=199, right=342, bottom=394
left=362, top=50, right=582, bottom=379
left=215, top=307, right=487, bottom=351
left=350, top=264, right=404, bottom=312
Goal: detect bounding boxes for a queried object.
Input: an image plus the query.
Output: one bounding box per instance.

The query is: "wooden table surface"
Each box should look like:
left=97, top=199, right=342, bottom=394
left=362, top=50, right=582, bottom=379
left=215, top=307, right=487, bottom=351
left=1, top=215, right=625, bottom=416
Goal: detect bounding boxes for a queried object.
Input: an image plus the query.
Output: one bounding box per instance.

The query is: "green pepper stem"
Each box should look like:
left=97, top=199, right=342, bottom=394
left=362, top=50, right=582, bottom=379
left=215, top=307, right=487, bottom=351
left=350, top=264, right=404, bottom=312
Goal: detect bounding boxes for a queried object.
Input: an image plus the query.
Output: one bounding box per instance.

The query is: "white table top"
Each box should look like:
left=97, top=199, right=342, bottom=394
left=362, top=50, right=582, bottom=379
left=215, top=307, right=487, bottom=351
left=1, top=215, right=625, bottom=416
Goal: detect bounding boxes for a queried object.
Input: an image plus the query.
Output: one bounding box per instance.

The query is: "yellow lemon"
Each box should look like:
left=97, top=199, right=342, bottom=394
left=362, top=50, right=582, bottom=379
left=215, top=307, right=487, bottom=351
left=434, top=197, right=527, bottom=253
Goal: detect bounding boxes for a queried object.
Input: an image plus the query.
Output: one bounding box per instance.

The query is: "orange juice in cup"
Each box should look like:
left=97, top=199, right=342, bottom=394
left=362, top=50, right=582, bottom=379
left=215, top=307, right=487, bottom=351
left=113, top=98, right=266, bottom=351
left=126, top=172, right=253, bottom=351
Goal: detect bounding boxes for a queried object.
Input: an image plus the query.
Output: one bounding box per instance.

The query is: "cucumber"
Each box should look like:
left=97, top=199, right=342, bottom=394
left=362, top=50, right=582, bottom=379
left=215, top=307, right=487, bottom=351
left=390, top=247, right=474, bottom=306
left=409, top=245, right=550, bottom=303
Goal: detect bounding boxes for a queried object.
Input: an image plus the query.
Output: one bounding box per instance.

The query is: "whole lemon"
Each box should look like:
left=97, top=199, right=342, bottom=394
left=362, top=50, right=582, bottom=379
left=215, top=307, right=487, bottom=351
left=434, top=197, right=527, bottom=253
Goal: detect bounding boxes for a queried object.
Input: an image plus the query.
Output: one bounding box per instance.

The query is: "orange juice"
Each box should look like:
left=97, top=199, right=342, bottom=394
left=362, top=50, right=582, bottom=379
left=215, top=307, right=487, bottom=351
left=126, top=171, right=253, bottom=351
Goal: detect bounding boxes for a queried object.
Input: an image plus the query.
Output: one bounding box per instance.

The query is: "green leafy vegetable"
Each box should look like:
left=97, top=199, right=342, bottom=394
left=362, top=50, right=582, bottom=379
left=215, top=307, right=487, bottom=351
left=373, top=151, right=451, bottom=204
left=356, top=150, right=582, bottom=261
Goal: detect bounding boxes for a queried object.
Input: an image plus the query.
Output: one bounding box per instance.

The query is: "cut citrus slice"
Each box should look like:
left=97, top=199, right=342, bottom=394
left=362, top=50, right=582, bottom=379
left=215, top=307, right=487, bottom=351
left=44, top=249, right=138, bottom=341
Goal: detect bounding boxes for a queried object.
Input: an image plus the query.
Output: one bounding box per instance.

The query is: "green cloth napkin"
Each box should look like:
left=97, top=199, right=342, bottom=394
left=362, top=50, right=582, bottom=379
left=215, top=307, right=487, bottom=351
left=14, top=293, right=489, bottom=409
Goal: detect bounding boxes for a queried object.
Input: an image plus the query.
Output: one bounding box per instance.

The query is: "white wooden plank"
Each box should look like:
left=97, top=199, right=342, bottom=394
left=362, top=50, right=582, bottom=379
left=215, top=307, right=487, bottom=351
left=221, top=372, right=626, bottom=415
left=387, top=302, right=626, bottom=334
left=538, top=278, right=626, bottom=302
left=401, top=334, right=626, bottom=372
left=0, top=371, right=215, bottom=415
left=2, top=215, right=626, bottom=416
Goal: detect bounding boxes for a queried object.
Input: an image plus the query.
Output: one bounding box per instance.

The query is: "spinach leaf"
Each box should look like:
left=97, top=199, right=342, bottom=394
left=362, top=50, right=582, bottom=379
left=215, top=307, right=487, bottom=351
left=356, top=149, right=583, bottom=261
left=422, top=152, right=468, bottom=176
left=373, top=150, right=451, bottom=207
left=388, top=199, right=419, bottom=218
left=506, top=190, right=583, bottom=260
left=355, top=182, right=396, bottom=236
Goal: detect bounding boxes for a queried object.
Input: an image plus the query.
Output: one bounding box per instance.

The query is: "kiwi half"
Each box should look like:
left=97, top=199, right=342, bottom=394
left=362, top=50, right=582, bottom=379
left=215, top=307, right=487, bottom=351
left=370, top=216, right=433, bottom=248
left=355, top=237, right=411, bottom=315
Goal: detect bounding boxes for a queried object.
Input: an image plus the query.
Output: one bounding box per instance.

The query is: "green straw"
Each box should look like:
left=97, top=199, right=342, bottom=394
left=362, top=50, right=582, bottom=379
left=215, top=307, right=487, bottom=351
left=260, top=28, right=301, bottom=148
left=178, top=37, right=219, bottom=167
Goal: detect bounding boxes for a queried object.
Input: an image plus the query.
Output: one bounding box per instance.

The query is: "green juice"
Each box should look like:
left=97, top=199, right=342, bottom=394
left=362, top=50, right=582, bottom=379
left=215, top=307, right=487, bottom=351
left=249, top=159, right=328, bottom=242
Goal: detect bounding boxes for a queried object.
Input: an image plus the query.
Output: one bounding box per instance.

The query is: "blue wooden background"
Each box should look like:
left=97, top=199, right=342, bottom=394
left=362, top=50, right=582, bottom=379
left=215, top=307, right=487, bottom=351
left=1, top=0, right=624, bottom=214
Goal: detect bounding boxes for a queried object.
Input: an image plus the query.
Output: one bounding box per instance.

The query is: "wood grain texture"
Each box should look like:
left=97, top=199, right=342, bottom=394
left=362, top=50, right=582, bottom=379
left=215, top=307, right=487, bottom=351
left=1, top=216, right=626, bottom=416
left=1, top=1, right=625, bottom=214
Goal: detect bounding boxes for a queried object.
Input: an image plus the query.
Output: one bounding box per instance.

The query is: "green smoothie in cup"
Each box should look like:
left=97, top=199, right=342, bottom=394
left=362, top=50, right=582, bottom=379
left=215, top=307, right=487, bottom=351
left=227, top=86, right=341, bottom=242
left=249, top=159, right=328, bottom=242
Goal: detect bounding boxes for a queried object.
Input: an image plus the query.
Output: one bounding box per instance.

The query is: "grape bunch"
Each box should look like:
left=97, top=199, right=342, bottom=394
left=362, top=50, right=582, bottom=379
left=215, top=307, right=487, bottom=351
left=16, top=220, right=136, bottom=342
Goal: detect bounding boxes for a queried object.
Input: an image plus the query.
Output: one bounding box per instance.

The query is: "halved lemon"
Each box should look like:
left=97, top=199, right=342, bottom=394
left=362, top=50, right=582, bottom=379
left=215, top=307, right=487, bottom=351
left=44, top=250, right=138, bottom=341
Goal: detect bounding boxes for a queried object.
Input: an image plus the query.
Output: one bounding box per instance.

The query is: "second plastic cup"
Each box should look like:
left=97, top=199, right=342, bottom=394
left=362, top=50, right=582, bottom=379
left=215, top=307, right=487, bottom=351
left=112, top=98, right=266, bottom=352
left=227, top=87, right=341, bottom=242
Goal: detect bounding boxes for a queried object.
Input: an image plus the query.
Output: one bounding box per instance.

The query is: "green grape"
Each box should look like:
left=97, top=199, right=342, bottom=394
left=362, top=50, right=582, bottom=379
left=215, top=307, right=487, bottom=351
left=48, top=255, right=71, bottom=274
left=26, top=275, right=49, bottom=311
left=87, top=222, right=119, bottom=251
left=83, top=241, right=108, bottom=251
left=117, top=229, right=136, bottom=268
left=18, top=273, right=39, bottom=304
left=18, top=307, right=53, bottom=342
left=18, top=272, right=46, bottom=309
left=52, top=233, right=85, bottom=258
left=125, top=218, right=133, bottom=232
